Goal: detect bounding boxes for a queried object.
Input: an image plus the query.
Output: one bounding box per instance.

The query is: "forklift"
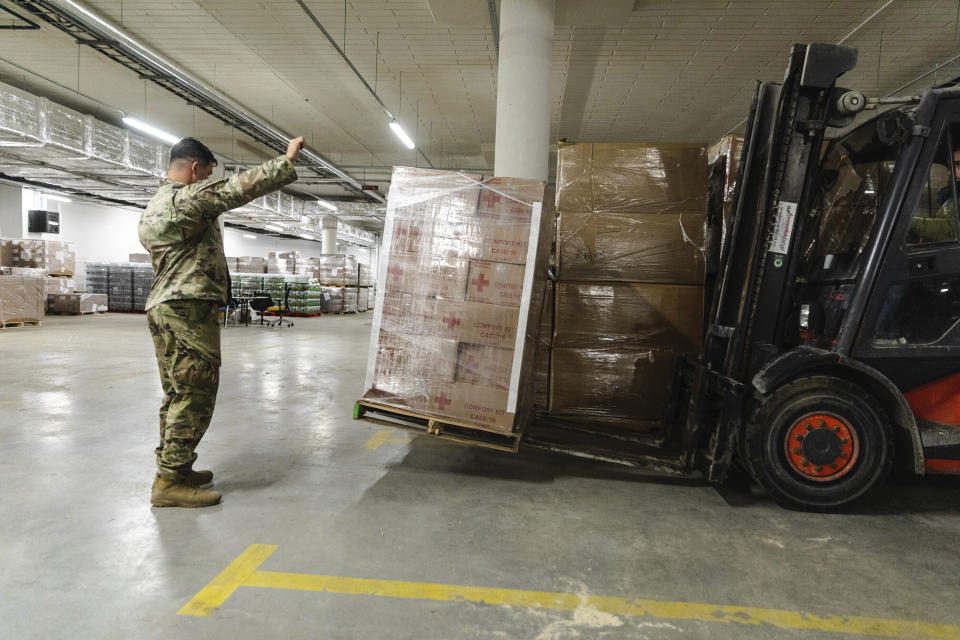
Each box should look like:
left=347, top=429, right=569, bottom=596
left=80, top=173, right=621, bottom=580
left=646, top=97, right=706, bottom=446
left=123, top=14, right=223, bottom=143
left=526, top=42, right=960, bottom=510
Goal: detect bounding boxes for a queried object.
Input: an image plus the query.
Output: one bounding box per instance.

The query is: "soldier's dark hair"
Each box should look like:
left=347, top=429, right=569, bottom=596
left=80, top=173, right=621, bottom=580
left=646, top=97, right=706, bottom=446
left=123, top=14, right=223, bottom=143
left=169, top=137, right=217, bottom=167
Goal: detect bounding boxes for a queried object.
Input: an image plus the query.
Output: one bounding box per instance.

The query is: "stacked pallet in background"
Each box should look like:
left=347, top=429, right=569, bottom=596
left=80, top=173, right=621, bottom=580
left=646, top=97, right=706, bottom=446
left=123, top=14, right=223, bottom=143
left=47, top=293, right=107, bottom=315
left=308, top=255, right=360, bottom=314
left=0, top=238, right=94, bottom=315
left=551, top=142, right=708, bottom=431
left=230, top=273, right=325, bottom=316
left=0, top=267, right=45, bottom=327
left=359, top=166, right=549, bottom=444
left=84, top=262, right=155, bottom=312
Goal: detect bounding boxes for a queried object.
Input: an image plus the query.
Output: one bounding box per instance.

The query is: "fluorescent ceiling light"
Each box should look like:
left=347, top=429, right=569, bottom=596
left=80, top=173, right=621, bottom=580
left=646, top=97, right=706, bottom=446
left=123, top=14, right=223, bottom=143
left=41, top=193, right=72, bottom=203
left=299, top=233, right=315, bottom=240
left=389, top=121, right=416, bottom=149
left=122, top=116, right=181, bottom=145
left=242, top=234, right=257, bottom=239
left=316, top=199, right=337, bottom=211
left=264, top=224, right=284, bottom=232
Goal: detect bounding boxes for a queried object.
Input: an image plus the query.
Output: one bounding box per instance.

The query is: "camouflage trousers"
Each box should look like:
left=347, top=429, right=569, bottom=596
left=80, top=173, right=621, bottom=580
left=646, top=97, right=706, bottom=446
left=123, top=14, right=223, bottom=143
left=147, top=300, right=221, bottom=480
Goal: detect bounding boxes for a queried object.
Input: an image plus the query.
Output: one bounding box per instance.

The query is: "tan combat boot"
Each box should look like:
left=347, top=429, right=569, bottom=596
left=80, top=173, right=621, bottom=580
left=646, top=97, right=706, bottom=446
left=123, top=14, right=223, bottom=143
left=151, top=474, right=221, bottom=508
left=182, top=469, right=214, bottom=486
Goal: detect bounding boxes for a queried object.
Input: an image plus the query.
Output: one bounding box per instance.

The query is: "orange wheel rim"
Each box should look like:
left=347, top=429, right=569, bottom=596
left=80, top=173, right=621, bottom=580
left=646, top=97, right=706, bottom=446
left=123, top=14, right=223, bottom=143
left=784, top=413, right=860, bottom=482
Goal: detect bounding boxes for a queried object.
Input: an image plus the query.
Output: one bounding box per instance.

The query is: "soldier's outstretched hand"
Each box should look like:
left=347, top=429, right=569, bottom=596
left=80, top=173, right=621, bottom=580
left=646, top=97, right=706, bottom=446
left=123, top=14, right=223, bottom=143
left=286, top=136, right=305, bottom=163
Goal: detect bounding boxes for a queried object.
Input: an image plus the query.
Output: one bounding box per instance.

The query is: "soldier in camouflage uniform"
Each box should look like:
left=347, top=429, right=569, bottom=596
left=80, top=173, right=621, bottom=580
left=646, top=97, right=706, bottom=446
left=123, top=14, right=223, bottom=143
left=140, top=136, right=303, bottom=507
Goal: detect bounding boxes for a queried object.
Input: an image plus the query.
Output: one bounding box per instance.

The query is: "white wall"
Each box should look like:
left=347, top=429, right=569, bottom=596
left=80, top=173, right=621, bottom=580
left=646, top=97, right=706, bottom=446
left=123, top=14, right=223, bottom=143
left=7, top=185, right=380, bottom=269
left=0, top=182, right=23, bottom=238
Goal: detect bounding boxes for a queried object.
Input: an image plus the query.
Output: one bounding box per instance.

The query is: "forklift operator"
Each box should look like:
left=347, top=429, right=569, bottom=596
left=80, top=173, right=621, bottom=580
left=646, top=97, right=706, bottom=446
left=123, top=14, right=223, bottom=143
left=910, top=148, right=960, bottom=244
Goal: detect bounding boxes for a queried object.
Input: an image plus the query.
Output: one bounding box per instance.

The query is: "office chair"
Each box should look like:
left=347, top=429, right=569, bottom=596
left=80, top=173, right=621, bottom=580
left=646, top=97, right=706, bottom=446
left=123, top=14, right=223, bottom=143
left=249, top=292, right=274, bottom=326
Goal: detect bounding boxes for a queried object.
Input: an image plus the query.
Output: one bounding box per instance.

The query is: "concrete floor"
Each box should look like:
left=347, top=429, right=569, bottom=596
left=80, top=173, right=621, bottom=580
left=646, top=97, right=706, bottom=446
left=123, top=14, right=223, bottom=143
left=1, top=313, right=959, bottom=639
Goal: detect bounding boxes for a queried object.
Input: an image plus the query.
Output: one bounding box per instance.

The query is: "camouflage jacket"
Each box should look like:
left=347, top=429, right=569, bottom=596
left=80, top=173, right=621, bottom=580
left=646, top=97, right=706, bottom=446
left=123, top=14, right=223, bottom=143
left=139, top=155, right=297, bottom=310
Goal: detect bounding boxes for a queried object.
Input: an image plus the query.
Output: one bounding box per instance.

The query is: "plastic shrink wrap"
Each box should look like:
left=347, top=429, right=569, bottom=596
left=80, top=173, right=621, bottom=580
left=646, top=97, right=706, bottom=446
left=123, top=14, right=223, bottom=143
left=551, top=141, right=707, bottom=430
left=0, top=268, right=45, bottom=324
left=310, top=254, right=359, bottom=285
left=558, top=212, right=705, bottom=284
left=707, top=133, right=744, bottom=227
left=550, top=283, right=703, bottom=429
left=556, top=142, right=707, bottom=214
left=361, top=167, right=549, bottom=435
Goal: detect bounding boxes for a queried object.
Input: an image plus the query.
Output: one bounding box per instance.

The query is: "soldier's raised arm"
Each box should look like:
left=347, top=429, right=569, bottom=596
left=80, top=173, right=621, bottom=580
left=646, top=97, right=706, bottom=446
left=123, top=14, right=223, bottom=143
left=177, top=136, right=304, bottom=221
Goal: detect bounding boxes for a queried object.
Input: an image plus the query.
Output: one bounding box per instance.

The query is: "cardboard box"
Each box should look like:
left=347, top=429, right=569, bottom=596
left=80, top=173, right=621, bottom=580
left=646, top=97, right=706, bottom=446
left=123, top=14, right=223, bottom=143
left=558, top=212, right=705, bottom=284
left=456, top=343, right=514, bottom=389
left=556, top=142, right=707, bottom=214
left=0, top=272, right=44, bottom=323
left=45, top=277, right=75, bottom=295
left=371, top=330, right=459, bottom=395
left=550, top=347, right=679, bottom=426
left=476, top=177, right=541, bottom=220
left=47, top=292, right=107, bottom=314
left=424, top=382, right=515, bottom=432
left=384, top=251, right=469, bottom=299
left=128, top=253, right=151, bottom=263
left=380, top=293, right=521, bottom=349
left=12, top=239, right=76, bottom=275
left=554, top=283, right=703, bottom=352
left=0, top=238, right=14, bottom=267
left=465, top=260, right=525, bottom=308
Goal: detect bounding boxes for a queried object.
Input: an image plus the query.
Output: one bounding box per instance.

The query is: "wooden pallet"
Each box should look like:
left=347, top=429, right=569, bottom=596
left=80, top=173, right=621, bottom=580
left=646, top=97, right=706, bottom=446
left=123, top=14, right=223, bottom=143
left=0, top=320, right=42, bottom=328
left=354, top=400, right=524, bottom=453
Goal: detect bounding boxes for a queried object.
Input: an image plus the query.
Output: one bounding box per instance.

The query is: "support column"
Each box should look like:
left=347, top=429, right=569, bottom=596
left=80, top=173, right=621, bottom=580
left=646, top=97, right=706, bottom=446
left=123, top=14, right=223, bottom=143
left=321, top=216, right=338, bottom=254
left=493, top=0, right=555, bottom=180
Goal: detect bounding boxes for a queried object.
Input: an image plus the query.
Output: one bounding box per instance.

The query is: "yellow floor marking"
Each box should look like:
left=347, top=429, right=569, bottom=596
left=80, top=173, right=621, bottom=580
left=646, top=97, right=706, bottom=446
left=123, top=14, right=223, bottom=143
left=177, top=544, right=277, bottom=617
left=179, top=544, right=960, bottom=638
left=364, top=429, right=413, bottom=450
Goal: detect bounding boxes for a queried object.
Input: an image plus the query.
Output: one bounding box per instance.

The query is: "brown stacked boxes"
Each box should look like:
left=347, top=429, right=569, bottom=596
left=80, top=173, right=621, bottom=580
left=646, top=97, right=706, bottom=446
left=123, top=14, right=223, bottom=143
left=47, top=293, right=107, bottom=315
left=45, top=277, right=75, bottom=295
left=552, top=142, right=707, bottom=430
left=0, top=238, right=14, bottom=267
left=12, top=239, right=76, bottom=275
left=0, top=268, right=45, bottom=324
left=361, top=167, right=549, bottom=435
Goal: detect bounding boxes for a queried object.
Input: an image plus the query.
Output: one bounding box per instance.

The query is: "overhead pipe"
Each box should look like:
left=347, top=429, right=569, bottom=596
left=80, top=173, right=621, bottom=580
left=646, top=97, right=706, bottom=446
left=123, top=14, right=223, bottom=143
left=294, top=0, right=435, bottom=169
left=14, top=0, right=384, bottom=203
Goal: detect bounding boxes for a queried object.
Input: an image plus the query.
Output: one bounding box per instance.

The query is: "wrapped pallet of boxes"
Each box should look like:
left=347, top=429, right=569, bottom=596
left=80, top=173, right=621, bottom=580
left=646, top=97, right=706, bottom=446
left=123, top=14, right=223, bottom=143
left=47, top=293, right=107, bottom=315
left=358, top=167, right=549, bottom=443
left=0, top=268, right=45, bottom=325
left=12, top=239, right=76, bottom=275
left=551, top=141, right=707, bottom=431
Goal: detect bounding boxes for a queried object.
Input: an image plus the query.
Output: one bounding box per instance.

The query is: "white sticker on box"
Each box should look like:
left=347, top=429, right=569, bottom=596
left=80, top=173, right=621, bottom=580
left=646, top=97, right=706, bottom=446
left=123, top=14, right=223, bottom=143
left=769, top=201, right=798, bottom=255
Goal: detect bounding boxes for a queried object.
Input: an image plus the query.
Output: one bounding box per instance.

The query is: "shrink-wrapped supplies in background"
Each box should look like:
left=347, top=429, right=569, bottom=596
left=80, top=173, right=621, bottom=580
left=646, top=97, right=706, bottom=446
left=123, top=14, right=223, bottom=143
left=0, top=267, right=45, bottom=324
left=551, top=141, right=707, bottom=430
left=11, top=239, right=76, bottom=275
left=310, top=254, right=359, bottom=285
left=361, top=167, right=550, bottom=435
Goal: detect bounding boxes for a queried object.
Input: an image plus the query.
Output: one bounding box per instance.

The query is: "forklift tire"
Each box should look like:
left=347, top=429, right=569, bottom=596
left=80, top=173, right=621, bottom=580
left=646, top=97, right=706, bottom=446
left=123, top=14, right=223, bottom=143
left=744, top=376, right=894, bottom=511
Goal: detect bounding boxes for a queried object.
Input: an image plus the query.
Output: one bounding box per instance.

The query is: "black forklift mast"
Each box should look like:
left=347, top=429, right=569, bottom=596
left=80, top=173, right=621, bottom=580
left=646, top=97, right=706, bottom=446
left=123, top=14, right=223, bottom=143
left=675, top=43, right=861, bottom=479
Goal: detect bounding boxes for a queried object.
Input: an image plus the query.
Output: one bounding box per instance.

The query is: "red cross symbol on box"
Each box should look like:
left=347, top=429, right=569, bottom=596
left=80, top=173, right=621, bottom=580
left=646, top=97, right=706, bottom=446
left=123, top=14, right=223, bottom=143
left=442, top=313, right=461, bottom=330
left=472, top=273, right=490, bottom=292
left=482, top=191, right=502, bottom=208
left=395, top=226, right=408, bottom=237
left=433, top=392, right=452, bottom=410
left=388, top=264, right=404, bottom=277
left=464, top=355, right=480, bottom=372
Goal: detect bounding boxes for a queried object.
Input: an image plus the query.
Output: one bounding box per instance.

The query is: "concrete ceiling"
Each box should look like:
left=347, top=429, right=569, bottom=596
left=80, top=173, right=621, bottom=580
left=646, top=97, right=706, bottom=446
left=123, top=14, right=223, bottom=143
left=1, top=0, right=960, bottom=226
